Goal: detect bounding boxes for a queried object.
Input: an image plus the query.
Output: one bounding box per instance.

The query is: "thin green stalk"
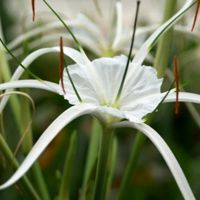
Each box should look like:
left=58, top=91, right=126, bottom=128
left=58, top=131, right=77, bottom=200
left=0, top=134, right=40, bottom=200
left=104, top=137, right=117, bottom=200
left=154, top=0, right=177, bottom=77
left=0, top=44, right=22, bottom=135
left=80, top=119, right=101, bottom=200
left=115, top=1, right=140, bottom=101
left=92, top=127, right=114, bottom=200
left=117, top=133, right=145, bottom=200
left=117, top=0, right=177, bottom=199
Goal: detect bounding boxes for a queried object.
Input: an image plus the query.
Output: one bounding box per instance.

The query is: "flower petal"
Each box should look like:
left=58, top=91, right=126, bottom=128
left=0, top=80, right=60, bottom=93
left=120, top=64, right=162, bottom=121
left=63, top=55, right=127, bottom=105
left=133, top=0, right=196, bottom=65
left=0, top=104, right=96, bottom=190
left=112, top=1, right=123, bottom=49
left=164, top=92, right=200, bottom=104
left=113, top=121, right=195, bottom=200
left=0, top=47, right=85, bottom=112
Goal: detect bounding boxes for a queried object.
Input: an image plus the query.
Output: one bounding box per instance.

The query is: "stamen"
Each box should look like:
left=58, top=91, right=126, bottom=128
left=31, top=0, right=35, bottom=22
left=173, top=56, right=179, bottom=114
left=59, top=37, right=66, bottom=94
left=115, top=0, right=140, bottom=101
left=191, top=0, right=200, bottom=31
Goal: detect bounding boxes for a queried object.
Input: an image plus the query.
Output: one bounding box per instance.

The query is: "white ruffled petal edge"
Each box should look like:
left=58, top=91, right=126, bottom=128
left=113, top=121, right=195, bottom=200
left=0, top=104, right=96, bottom=190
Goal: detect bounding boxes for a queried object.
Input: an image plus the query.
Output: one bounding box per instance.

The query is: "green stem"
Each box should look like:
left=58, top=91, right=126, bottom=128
left=104, top=137, right=117, bottom=200
left=92, top=127, right=114, bottom=200
left=117, top=133, right=145, bottom=200
left=154, top=0, right=177, bottom=78
left=0, top=134, right=40, bottom=200
left=58, top=132, right=77, bottom=200
left=80, top=119, right=101, bottom=200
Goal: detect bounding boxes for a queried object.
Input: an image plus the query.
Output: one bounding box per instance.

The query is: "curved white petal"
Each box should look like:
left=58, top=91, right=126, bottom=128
left=8, top=14, right=101, bottom=51
left=11, top=47, right=84, bottom=82
left=112, top=1, right=123, bottom=49
left=164, top=92, right=200, bottom=104
left=0, top=80, right=60, bottom=94
left=133, top=0, right=196, bottom=65
left=0, top=46, right=85, bottom=112
left=0, top=104, right=96, bottom=190
left=113, top=121, right=195, bottom=200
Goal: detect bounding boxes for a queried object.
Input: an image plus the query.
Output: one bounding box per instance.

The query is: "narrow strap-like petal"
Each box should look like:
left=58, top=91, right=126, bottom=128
left=11, top=47, right=84, bottom=82
left=0, top=47, right=85, bottom=113
left=112, top=1, right=123, bottom=49
left=0, top=80, right=60, bottom=94
left=113, top=121, right=196, bottom=200
left=133, top=0, right=196, bottom=65
left=0, top=105, right=95, bottom=190
left=164, top=92, right=200, bottom=104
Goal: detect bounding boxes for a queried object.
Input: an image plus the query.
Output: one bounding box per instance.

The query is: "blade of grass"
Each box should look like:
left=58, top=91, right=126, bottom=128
left=104, top=137, right=117, bottom=200
left=80, top=119, right=101, bottom=200
left=58, top=131, right=77, bottom=200
left=92, top=127, right=114, bottom=200
left=0, top=133, right=40, bottom=200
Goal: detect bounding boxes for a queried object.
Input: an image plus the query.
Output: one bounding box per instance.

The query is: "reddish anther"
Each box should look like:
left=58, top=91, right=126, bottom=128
left=31, top=0, right=35, bottom=21
left=173, top=56, right=179, bottom=114
left=191, top=0, right=200, bottom=31
left=59, top=37, right=66, bottom=94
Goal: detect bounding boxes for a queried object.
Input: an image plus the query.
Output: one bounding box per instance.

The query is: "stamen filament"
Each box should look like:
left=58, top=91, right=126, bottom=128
left=42, top=0, right=83, bottom=52
left=31, top=0, right=35, bottom=21
left=0, top=38, right=41, bottom=81
left=59, top=37, right=66, bottom=94
left=191, top=0, right=200, bottom=31
left=115, top=0, right=140, bottom=102
left=173, top=56, right=179, bottom=114
left=64, top=62, right=83, bottom=103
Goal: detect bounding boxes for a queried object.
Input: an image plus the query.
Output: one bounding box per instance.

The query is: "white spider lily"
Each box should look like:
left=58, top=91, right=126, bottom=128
left=0, top=0, right=199, bottom=199
left=0, top=48, right=199, bottom=199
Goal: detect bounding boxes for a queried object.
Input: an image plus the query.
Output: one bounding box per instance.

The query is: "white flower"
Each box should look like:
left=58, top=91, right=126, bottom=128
left=0, top=46, right=199, bottom=199
left=61, top=54, right=163, bottom=124
left=0, top=0, right=199, bottom=199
